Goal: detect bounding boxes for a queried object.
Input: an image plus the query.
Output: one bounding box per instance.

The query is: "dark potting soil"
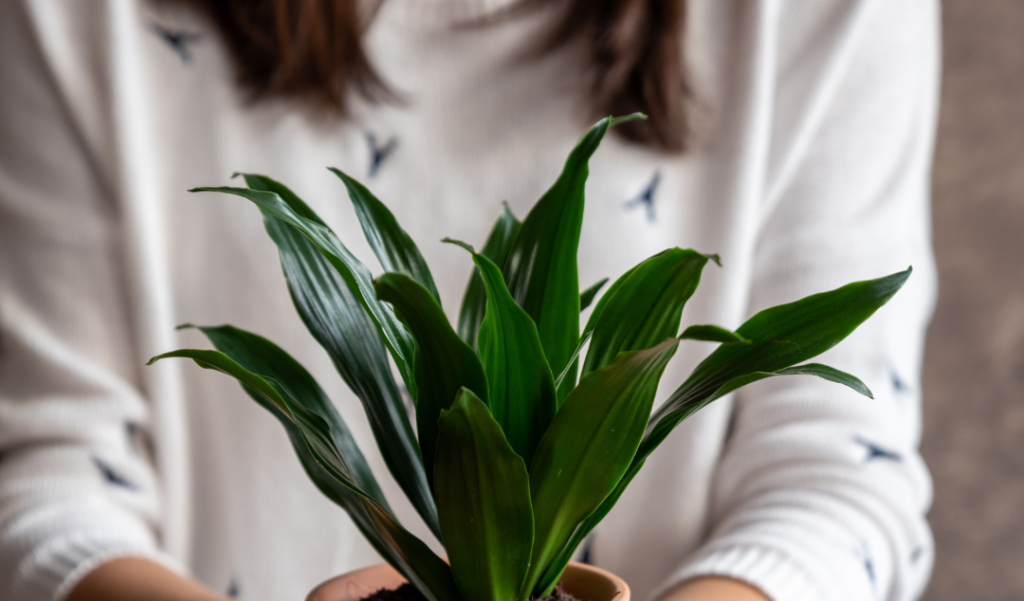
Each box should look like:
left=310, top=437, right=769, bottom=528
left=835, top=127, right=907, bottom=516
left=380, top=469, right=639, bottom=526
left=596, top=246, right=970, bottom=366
left=542, top=584, right=581, bottom=601
left=358, top=583, right=581, bottom=601
left=360, top=583, right=424, bottom=601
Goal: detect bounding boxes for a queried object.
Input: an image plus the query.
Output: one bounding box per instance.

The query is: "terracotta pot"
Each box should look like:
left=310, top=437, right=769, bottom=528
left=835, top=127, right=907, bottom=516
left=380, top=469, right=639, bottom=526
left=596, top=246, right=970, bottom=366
left=307, top=562, right=629, bottom=601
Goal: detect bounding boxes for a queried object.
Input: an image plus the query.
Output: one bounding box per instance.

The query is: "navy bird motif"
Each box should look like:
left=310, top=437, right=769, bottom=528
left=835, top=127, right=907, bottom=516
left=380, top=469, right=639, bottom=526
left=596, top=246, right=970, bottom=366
left=891, top=368, right=909, bottom=394
left=125, top=421, right=139, bottom=453
left=625, top=170, right=661, bottom=223
left=864, top=554, right=876, bottom=585
left=125, top=420, right=155, bottom=459
left=366, top=132, right=399, bottom=178
left=92, top=456, right=137, bottom=491
left=854, top=436, right=903, bottom=463
left=910, top=545, right=925, bottom=564
left=149, top=23, right=202, bottom=64
left=857, top=540, right=877, bottom=590
left=226, top=577, right=240, bottom=598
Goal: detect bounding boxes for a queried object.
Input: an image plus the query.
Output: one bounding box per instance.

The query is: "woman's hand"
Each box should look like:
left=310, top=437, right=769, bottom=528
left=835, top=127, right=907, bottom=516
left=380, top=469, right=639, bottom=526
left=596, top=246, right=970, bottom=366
left=659, top=576, right=770, bottom=601
left=66, top=557, right=234, bottom=601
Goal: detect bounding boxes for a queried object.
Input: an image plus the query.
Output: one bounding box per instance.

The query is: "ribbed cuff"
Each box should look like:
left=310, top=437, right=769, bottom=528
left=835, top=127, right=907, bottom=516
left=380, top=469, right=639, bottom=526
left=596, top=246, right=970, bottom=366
left=652, top=545, right=823, bottom=601
left=12, top=530, right=185, bottom=601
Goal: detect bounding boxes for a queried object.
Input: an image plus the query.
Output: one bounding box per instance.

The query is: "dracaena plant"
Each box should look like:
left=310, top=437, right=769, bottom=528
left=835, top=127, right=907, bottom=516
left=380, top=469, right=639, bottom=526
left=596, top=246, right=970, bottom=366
left=150, top=114, right=909, bottom=601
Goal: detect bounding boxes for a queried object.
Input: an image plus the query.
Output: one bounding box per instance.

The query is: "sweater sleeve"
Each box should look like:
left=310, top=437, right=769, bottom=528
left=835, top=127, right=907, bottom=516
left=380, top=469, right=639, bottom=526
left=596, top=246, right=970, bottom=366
left=0, top=2, right=183, bottom=599
left=662, top=1, right=939, bottom=600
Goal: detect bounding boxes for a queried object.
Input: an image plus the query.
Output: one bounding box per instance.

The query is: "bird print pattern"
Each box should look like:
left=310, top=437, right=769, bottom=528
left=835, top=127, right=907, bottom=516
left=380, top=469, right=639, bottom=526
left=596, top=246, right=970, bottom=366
left=366, top=132, right=399, bottom=178
left=853, top=436, right=903, bottom=464
left=625, top=170, right=661, bottom=223
left=92, top=456, right=137, bottom=491
left=149, top=23, right=202, bottom=64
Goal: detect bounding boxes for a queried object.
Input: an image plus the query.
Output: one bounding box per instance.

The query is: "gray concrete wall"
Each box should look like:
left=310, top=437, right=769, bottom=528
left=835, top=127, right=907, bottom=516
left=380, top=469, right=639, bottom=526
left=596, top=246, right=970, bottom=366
left=921, top=1, right=1024, bottom=599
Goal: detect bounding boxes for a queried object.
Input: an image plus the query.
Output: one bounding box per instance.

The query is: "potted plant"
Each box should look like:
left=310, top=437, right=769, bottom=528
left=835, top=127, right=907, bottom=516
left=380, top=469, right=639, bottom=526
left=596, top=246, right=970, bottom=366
left=150, top=114, right=908, bottom=601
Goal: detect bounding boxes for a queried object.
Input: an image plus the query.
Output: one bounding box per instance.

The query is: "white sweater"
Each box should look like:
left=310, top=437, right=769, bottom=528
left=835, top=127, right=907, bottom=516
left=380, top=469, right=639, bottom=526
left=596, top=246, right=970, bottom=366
left=0, top=1, right=939, bottom=600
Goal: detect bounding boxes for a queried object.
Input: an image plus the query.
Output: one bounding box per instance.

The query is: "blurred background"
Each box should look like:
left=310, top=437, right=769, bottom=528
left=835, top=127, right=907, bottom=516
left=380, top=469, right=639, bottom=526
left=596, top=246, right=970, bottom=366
left=0, top=1, right=1018, bottom=599
left=920, top=1, right=1024, bottom=599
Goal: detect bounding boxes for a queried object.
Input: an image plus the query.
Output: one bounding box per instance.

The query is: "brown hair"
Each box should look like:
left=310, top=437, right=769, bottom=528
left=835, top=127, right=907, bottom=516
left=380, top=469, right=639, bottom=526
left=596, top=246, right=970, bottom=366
left=195, top=0, right=691, bottom=152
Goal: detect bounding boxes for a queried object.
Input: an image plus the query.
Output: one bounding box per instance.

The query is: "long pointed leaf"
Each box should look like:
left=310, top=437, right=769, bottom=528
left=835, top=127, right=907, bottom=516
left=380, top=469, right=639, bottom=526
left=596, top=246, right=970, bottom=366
left=504, top=115, right=644, bottom=401
left=521, top=339, right=678, bottom=597
left=239, top=174, right=439, bottom=537
left=150, top=348, right=373, bottom=508
left=774, top=363, right=873, bottom=398
left=538, top=271, right=908, bottom=587
left=582, top=248, right=713, bottom=378
left=148, top=346, right=459, bottom=601
left=447, top=239, right=556, bottom=467
left=581, top=266, right=637, bottom=339
left=182, top=324, right=388, bottom=506
left=457, top=203, right=521, bottom=348
left=579, top=278, right=609, bottom=312
left=652, top=268, right=911, bottom=427
left=374, top=273, right=489, bottom=490
left=330, top=168, right=441, bottom=303
left=190, top=185, right=418, bottom=399
left=679, top=325, right=750, bottom=344
left=435, top=389, right=533, bottom=601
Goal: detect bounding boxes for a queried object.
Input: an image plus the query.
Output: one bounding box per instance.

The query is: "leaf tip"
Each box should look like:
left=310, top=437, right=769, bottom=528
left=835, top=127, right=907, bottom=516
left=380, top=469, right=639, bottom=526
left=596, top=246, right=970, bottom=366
left=498, top=201, right=518, bottom=221
left=609, top=112, right=648, bottom=127
left=327, top=166, right=352, bottom=183
left=879, top=266, right=914, bottom=298
left=441, top=237, right=476, bottom=254
left=706, top=253, right=723, bottom=267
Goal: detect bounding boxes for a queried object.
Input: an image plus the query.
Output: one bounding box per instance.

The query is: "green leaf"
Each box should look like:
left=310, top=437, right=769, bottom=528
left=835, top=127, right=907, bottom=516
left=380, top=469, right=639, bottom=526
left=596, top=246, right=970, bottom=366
left=191, top=186, right=417, bottom=401
left=698, top=363, right=873, bottom=404
left=457, top=203, right=522, bottom=348
left=679, top=325, right=750, bottom=344
left=579, top=278, right=609, bottom=312
left=148, top=346, right=460, bottom=601
left=581, top=266, right=638, bottom=338
left=652, top=268, right=910, bottom=430
left=774, top=363, right=873, bottom=398
left=239, top=174, right=439, bottom=538
left=374, top=272, right=489, bottom=490
left=181, top=324, right=388, bottom=506
left=446, top=239, right=556, bottom=467
left=609, top=112, right=648, bottom=127
left=357, top=502, right=462, bottom=601
left=329, top=168, right=441, bottom=303
left=504, top=116, right=637, bottom=401
left=582, top=248, right=713, bottom=378
left=540, top=270, right=908, bottom=584
left=149, top=348, right=290, bottom=424
left=521, top=339, right=678, bottom=598
left=434, top=388, right=534, bottom=601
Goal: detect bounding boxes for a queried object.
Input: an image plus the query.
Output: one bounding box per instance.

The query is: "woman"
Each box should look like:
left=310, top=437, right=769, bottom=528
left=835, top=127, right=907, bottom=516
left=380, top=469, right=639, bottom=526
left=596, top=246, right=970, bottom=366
left=0, top=0, right=939, bottom=600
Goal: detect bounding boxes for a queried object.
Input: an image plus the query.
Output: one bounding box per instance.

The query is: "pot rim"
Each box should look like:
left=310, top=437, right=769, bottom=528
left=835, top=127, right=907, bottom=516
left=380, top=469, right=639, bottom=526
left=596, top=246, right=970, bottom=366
left=306, top=561, right=629, bottom=601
